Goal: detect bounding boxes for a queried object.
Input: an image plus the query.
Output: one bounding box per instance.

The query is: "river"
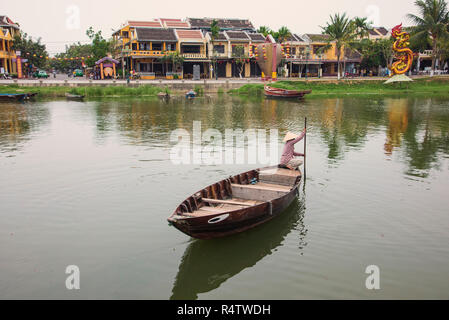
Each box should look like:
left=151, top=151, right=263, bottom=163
left=0, top=95, right=448, bottom=299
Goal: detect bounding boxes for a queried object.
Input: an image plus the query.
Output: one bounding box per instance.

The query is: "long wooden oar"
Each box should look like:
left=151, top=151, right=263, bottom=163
left=304, top=117, right=307, bottom=181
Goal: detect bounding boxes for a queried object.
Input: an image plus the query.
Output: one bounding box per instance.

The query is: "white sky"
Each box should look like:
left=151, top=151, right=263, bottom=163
left=1, top=0, right=419, bottom=55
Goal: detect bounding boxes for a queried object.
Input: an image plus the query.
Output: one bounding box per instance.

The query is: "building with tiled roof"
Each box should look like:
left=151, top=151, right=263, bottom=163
left=366, top=27, right=390, bottom=40
left=247, top=33, right=265, bottom=42
left=225, top=31, right=250, bottom=41
left=159, top=18, right=190, bottom=29
left=0, top=15, right=20, bottom=75
left=187, top=17, right=255, bottom=31
left=127, top=20, right=163, bottom=28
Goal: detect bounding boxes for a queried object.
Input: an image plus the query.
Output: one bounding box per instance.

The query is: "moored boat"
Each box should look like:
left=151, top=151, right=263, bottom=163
left=185, top=90, right=196, bottom=99
left=65, top=93, right=85, bottom=100
left=0, top=93, right=29, bottom=102
left=167, top=165, right=302, bottom=239
left=264, top=86, right=311, bottom=99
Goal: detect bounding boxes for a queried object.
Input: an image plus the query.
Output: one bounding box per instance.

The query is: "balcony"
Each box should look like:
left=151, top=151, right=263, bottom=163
left=182, top=53, right=207, bottom=59
left=129, top=50, right=176, bottom=57
left=0, top=50, right=15, bottom=59
left=419, top=50, right=433, bottom=57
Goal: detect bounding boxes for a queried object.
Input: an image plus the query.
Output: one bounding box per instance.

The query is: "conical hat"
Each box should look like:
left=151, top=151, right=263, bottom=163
left=283, top=132, right=298, bottom=142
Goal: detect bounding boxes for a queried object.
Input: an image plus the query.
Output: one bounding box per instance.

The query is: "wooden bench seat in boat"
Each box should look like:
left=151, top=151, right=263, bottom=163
left=258, top=167, right=301, bottom=186
left=230, top=182, right=291, bottom=202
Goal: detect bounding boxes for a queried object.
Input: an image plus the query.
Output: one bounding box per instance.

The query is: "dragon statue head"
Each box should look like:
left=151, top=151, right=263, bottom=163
left=391, top=23, right=403, bottom=39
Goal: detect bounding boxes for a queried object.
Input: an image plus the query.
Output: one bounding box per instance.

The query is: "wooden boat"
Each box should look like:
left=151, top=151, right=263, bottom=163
left=168, top=165, right=301, bottom=239
left=170, top=199, right=302, bottom=299
left=0, top=93, right=28, bottom=102
left=65, top=93, right=85, bottom=100
left=264, top=86, right=311, bottom=99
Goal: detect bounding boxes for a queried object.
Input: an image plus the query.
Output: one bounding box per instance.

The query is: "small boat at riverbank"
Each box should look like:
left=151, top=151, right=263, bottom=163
left=168, top=165, right=301, bottom=239
left=264, top=86, right=311, bottom=99
left=65, top=93, right=85, bottom=101
left=185, top=90, right=196, bottom=99
left=0, top=93, right=36, bottom=102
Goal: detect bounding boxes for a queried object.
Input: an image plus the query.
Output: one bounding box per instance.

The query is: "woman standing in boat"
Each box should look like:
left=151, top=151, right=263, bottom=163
left=279, top=129, right=306, bottom=170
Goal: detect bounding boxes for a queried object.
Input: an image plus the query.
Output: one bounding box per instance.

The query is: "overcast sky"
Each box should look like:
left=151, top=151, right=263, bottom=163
left=1, top=0, right=419, bottom=55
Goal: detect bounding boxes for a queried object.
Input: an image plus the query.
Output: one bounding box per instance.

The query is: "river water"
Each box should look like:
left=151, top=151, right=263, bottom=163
left=0, top=95, right=448, bottom=299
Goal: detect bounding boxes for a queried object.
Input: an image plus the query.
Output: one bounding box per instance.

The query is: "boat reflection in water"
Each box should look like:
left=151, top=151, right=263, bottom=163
left=170, top=196, right=307, bottom=300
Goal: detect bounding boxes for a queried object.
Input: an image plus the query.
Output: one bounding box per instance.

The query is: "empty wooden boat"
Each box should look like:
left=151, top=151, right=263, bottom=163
left=0, top=93, right=28, bottom=102
left=264, top=86, right=311, bottom=99
left=65, top=93, right=85, bottom=100
left=168, top=165, right=301, bottom=239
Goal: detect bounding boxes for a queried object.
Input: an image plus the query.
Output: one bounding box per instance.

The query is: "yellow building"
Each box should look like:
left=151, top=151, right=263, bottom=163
left=206, top=31, right=265, bottom=78
left=113, top=20, right=182, bottom=79
left=0, top=15, right=20, bottom=75
left=283, top=33, right=362, bottom=77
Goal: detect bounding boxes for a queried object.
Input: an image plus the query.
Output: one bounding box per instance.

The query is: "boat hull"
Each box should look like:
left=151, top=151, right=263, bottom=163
left=0, top=93, right=28, bottom=102
left=168, top=166, right=301, bottom=239
left=264, top=86, right=311, bottom=99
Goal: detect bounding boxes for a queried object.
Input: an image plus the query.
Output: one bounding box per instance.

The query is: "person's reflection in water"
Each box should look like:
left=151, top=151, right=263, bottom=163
left=170, top=196, right=307, bottom=300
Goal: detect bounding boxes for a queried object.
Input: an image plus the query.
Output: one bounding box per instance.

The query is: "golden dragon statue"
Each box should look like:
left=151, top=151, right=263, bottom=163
left=390, top=23, right=414, bottom=75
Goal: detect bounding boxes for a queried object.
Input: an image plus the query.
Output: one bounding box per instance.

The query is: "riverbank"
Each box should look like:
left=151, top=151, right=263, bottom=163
left=229, top=77, right=449, bottom=97
left=1, top=76, right=449, bottom=98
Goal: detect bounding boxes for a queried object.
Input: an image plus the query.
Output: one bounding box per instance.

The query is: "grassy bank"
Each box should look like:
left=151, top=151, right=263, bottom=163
left=228, top=77, right=449, bottom=97
left=0, top=84, right=164, bottom=98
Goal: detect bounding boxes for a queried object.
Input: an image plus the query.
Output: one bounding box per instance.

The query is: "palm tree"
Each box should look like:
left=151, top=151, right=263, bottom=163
left=407, top=0, right=449, bottom=76
left=210, top=20, right=220, bottom=79
left=352, top=16, right=372, bottom=38
left=276, top=26, right=291, bottom=43
left=257, top=26, right=272, bottom=37
left=321, top=13, right=356, bottom=80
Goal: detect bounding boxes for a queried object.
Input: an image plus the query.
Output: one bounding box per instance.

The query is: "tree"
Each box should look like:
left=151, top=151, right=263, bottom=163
left=257, top=26, right=272, bottom=37
left=352, top=17, right=372, bottom=38
left=86, top=27, right=114, bottom=64
left=275, top=26, right=291, bottom=43
left=407, top=0, right=449, bottom=76
left=231, top=45, right=249, bottom=78
left=12, top=32, right=49, bottom=69
left=210, top=20, right=220, bottom=79
left=321, top=13, right=357, bottom=79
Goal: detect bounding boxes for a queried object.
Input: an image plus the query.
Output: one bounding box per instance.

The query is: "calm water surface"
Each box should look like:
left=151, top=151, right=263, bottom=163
left=0, top=95, right=449, bottom=299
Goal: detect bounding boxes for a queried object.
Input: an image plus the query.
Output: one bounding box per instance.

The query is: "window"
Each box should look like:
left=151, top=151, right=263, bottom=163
left=139, top=43, right=149, bottom=51
left=213, top=45, right=225, bottom=54
left=122, top=31, right=129, bottom=38
left=152, top=43, right=162, bottom=51
left=166, top=43, right=175, bottom=51
left=139, top=63, right=145, bottom=72
left=232, top=45, right=244, bottom=56
left=182, top=45, right=201, bottom=54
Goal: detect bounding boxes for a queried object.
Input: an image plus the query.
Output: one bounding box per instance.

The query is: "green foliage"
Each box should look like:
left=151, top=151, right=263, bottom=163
left=257, top=26, right=272, bottom=37
left=228, top=78, right=449, bottom=96
left=231, top=45, right=249, bottom=77
left=194, top=85, right=203, bottom=96
left=353, top=38, right=394, bottom=69
left=321, top=13, right=357, bottom=79
left=273, top=26, right=291, bottom=43
left=351, top=17, right=372, bottom=38
left=407, top=0, right=449, bottom=72
left=0, top=85, right=162, bottom=98
left=12, top=32, right=49, bottom=69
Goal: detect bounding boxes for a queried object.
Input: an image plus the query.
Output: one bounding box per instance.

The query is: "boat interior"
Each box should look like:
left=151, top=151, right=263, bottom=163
left=175, top=167, right=301, bottom=217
